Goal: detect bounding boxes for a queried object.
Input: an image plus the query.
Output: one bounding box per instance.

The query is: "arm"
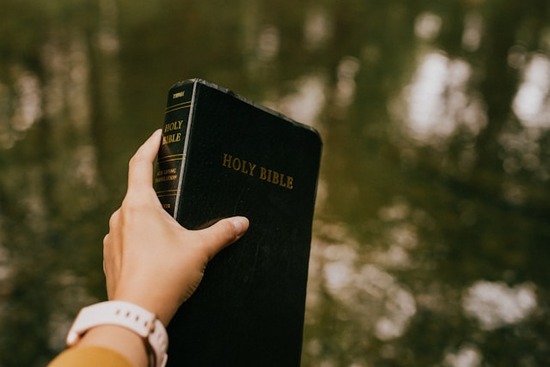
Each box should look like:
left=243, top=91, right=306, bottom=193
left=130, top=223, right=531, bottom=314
left=49, top=130, right=249, bottom=367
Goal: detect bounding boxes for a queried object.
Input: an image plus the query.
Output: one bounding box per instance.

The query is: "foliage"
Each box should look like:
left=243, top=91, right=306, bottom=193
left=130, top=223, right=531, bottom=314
left=1, top=0, right=550, bottom=366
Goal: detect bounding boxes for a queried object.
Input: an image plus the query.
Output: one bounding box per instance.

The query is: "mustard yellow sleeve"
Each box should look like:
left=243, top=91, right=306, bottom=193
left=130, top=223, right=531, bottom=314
left=48, top=346, right=134, bottom=367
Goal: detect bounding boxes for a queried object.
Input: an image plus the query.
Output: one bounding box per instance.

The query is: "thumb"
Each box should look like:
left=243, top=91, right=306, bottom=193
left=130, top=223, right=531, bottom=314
left=195, top=216, right=250, bottom=260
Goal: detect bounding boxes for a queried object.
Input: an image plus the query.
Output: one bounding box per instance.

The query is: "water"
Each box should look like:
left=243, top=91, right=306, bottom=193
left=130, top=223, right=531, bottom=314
left=1, top=1, right=550, bottom=366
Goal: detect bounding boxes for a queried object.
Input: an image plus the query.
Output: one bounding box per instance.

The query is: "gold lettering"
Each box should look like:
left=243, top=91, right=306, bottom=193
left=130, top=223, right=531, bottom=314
left=272, top=171, right=280, bottom=185
left=286, top=176, right=294, bottom=189
left=241, top=160, right=249, bottom=174
left=154, top=174, right=178, bottom=184
left=162, top=132, right=182, bottom=145
left=222, top=153, right=232, bottom=168
left=259, top=166, right=293, bottom=190
left=231, top=157, right=242, bottom=171
left=260, top=167, right=267, bottom=180
left=224, top=154, right=293, bottom=189
left=278, top=173, right=286, bottom=188
left=238, top=159, right=254, bottom=176
left=247, top=162, right=257, bottom=177
left=173, top=91, right=185, bottom=99
left=164, top=120, right=184, bottom=133
left=223, top=154, right=256, bottom=177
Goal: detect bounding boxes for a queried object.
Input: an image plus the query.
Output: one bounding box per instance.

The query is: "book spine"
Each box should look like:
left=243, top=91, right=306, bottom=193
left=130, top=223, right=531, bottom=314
left=154, top=81, right=196, bottom=217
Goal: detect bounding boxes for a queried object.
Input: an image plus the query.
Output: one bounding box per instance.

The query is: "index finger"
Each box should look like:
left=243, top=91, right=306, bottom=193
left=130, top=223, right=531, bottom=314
left=127, top=129, right=162, bottom=193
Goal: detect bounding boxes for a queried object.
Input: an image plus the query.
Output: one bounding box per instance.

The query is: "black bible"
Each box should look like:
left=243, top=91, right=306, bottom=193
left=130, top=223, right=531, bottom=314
left=154, top=79, right=322, bottom=366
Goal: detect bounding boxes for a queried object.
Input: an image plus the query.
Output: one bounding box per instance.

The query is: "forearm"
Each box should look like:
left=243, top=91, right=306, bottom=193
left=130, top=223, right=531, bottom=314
left=77, top=325, right=148, bottom=367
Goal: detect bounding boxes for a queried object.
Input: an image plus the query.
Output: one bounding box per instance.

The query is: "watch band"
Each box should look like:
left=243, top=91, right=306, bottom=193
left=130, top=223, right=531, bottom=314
left=66, top=301, right=168, bottom=367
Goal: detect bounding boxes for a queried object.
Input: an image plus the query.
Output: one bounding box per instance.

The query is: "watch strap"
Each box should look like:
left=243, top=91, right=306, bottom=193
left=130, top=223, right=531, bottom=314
left=66, top=301, right=168, bottom=367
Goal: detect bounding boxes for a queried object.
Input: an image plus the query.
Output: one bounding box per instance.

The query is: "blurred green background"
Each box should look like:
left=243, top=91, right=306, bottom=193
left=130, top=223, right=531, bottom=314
left=1, top=0, right=550, bottom=366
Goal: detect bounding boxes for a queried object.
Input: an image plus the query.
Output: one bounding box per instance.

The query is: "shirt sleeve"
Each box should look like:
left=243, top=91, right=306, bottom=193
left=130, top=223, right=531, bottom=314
left=48, top=346, right=134, bottom=367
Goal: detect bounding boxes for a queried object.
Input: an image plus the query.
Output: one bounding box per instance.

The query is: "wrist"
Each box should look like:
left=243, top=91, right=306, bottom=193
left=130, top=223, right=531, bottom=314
left=66, top=301, right=168, bottom=367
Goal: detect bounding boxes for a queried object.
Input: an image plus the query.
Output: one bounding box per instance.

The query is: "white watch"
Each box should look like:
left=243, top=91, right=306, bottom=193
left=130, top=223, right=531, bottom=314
left=66, top=301, right=168, bottom=367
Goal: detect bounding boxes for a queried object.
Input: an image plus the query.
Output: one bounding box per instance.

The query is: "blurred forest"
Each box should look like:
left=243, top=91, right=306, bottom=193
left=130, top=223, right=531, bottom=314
left=1, top=0, right=550, bottom=366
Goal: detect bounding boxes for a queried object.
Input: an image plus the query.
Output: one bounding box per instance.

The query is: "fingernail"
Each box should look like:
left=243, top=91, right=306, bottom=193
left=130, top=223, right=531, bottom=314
left=231, top=216, right=249, bottom=237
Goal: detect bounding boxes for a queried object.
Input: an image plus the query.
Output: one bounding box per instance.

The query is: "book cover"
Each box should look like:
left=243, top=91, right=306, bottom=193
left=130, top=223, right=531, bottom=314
left=154, top=79, right=322, bottom=366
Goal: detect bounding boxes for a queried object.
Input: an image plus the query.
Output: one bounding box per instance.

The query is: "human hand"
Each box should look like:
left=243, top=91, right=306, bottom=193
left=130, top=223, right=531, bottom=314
left=103, top=129, right=249, bottom=326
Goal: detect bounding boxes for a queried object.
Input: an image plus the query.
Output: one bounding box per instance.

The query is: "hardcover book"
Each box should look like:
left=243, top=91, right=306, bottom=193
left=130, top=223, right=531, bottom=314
left=153, top=79, right=322, bottom=367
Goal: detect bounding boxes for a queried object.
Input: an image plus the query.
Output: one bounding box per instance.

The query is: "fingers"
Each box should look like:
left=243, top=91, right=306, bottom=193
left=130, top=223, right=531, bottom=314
left=196, top=216, right=250, bottom=260
left=127, top=129, right=162, bottom=195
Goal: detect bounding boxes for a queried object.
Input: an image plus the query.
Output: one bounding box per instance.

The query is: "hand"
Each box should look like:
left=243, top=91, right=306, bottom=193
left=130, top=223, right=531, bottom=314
left=103, top=129, right=249, bottom=326
left=50, top=132, right=248, bottom=367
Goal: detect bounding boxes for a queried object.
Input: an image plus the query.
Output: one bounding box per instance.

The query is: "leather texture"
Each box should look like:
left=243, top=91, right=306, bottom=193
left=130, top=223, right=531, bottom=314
left=155, top=79, right=322, bottom=367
